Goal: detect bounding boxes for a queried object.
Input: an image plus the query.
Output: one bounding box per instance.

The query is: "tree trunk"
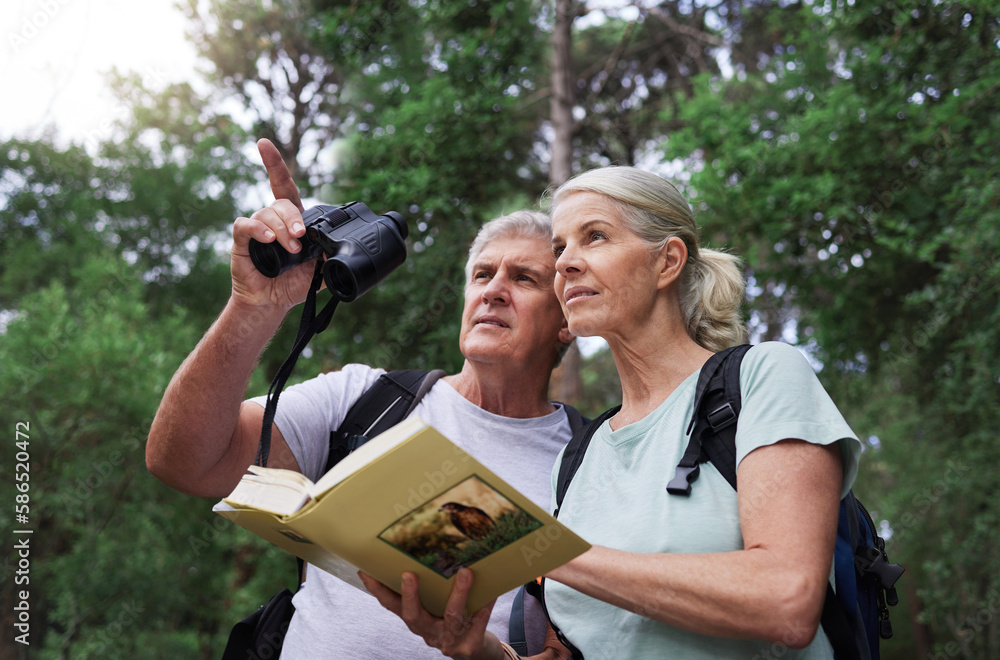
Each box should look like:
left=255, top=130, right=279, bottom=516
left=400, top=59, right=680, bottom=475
left=907, top=581, right=933, bottom=658
left=549, top=0, right=574, bottom=189
left=548, top=0, right=582, bottom=405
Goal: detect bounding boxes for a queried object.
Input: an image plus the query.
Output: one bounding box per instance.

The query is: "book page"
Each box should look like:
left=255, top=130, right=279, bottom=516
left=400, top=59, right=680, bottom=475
left=223, top=466, right=314, bottom=515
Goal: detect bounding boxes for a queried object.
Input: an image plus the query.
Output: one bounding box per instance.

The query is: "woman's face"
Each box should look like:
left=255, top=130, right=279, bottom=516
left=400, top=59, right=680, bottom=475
left=551, top=191, right=665, bottom=340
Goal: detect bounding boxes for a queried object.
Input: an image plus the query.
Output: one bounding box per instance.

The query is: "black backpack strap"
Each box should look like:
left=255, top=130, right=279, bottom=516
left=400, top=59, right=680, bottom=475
left=695, top=344, right=752, bottom=491
left=507, top=403, right=589, bottom=653
left=324, top=369, right=445, bottom=474
left=559, top=403, right=588, bottom=438
left=528, top=578, right=585, bottom=659
left=524, top=403, right=610, bottom=659
left=554, top=405, right=619, bottom=515
left=675, top=344, right=871, bottom=658
left=666, top=344, right=751, bottom=495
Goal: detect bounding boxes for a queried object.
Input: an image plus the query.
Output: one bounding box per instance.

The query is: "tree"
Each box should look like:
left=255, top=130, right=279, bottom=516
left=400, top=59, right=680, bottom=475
left=666, top=1, right=1000, bottom=656
left=550, top=0, right=577, bottom=187
left=0, top=66, right=274, bottom=658
left=0, top=248, right=294, bottom=659
left=299, top=0, right=551, bottom=373
left=181, top=0, right=351, bottom=195
left=0, top=70, right=255, bottom=330
left=548, top=0, right=583, bottom=403
left=568, top=2, right=724, bottom=169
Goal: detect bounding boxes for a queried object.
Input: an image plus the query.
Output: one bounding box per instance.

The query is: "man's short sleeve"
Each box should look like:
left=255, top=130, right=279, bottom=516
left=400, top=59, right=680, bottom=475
left=246, top=364, right=383, bottom=481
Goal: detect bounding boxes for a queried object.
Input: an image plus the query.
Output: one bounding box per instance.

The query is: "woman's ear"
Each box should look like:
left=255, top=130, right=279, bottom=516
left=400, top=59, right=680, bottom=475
left=657, top=236, right=688, bottom=290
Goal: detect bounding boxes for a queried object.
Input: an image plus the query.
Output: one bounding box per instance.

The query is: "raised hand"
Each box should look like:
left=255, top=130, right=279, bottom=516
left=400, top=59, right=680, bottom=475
left=228, top=140, right=314, bottom=312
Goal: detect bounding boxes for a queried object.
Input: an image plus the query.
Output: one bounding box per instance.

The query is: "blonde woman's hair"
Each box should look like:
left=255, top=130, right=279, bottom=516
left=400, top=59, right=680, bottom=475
left=548, top=167, right=746, bottom=352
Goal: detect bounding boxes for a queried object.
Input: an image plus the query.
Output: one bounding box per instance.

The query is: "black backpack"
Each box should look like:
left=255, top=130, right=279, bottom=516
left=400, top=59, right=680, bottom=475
left=532, top=344, right=904, bottom=660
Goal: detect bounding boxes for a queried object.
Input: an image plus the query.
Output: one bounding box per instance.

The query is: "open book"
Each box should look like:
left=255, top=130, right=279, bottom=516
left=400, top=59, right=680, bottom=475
left=214, top=416, right=590, bottom=616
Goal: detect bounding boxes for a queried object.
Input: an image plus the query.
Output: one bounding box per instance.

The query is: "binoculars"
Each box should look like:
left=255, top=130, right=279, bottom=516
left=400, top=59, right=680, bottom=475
left=249, top=202, right=407, bottom=302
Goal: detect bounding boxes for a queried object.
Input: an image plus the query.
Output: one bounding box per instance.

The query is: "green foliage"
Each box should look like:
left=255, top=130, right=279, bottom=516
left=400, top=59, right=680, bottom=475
left=0, top=254, right=288, bottom=658
left=99, top=73, right=255, bottom=327
left=0, top=79, right=251, bottom=329
left=291, top=0, right=550, bottom=374
left=0, top=137, right=112, bottom=308
left=0, top=79, right=275, bottom=657
left=667, top=1, right=1000, bottom=654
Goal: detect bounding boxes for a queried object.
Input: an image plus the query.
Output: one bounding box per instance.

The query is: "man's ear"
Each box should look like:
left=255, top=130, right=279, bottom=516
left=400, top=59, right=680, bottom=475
left=657, top=236, right=688, bottom=290
left=558, top=317, right=575, bottom=345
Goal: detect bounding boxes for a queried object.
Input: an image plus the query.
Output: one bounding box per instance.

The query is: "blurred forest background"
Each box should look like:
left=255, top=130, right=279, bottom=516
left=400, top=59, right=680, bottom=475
left=1, top=0, right=998, bottom=657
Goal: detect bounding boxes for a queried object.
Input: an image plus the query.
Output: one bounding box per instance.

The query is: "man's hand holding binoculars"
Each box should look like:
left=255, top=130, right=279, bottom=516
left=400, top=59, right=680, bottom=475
left=229, top=139, right=315, bottom=316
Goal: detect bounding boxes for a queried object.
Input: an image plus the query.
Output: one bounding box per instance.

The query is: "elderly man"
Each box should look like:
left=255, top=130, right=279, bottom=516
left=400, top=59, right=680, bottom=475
left=146, top=139, right=575, bottom=659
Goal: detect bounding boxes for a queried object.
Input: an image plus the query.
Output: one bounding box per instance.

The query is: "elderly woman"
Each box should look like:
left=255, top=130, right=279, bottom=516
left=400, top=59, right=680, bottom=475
left=363, top=166, right=862, bottom=659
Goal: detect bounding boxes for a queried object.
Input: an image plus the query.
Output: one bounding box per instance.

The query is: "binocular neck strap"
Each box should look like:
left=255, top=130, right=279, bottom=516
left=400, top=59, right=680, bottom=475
left=255, top=260, right=339, bottom=467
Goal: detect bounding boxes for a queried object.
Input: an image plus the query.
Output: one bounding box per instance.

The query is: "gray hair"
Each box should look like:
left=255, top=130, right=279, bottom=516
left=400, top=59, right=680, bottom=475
left=464, top=210, right=553, bottom=282
left=549, top=166, right=747, bottom=352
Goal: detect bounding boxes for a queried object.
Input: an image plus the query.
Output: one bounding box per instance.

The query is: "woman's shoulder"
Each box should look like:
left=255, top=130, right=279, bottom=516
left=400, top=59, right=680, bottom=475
left=743, top=341, right=814, bottom=365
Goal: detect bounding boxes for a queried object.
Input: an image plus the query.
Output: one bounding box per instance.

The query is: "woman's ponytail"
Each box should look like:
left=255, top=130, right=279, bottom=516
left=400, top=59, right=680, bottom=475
left=680, top=247, right=747, bottom=352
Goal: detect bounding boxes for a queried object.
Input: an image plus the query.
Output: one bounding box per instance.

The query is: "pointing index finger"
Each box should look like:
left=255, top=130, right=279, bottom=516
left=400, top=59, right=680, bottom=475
left=258, top=138, right=304, bottom=211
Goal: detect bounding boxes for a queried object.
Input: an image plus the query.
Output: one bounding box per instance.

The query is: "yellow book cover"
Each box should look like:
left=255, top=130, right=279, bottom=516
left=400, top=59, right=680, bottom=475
left=213, top=416, right=590, bottom=616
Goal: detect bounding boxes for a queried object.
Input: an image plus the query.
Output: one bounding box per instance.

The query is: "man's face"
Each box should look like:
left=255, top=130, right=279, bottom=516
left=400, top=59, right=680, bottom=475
left=458, top=235, right=570, bottom=368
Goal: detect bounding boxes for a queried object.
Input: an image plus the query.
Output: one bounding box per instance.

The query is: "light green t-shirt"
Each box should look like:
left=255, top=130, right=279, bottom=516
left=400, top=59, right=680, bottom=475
left=546, top=342, right=862, bottom=659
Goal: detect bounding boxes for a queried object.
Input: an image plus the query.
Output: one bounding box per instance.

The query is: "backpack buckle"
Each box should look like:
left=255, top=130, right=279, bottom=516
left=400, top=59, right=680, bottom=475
left=666, top=464, right=700, bottom=496
left=856, top=546, right=905, bottom=590
left=707, top=402, right=737, bottom=431
left=346, top=434, right=368, bottom=452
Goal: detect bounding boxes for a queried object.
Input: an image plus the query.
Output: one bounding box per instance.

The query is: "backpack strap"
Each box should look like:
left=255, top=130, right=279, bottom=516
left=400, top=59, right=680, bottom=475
left=554, top=405, right=619, bottom=516
left=508, top=402, right=589, bottom=655
left=512, top=403, right=610, bottom=659
left=539, top=349, right=750, bottom=655
left=324, top=369, right=445, bottom=474
left=666, top=344, right=751, bottom=495
left=560, top=402, right=588, bottom=438
left=508, top=586, right=529, bottom=656
left=528, top=578, right=585, bottom=659
left=821, top=582, right=864, bottom=660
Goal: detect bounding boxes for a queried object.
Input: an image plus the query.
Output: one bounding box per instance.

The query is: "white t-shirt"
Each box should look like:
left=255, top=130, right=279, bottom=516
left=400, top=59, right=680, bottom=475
left=248, top=364, right=573, bottom=659
left=546, top=342, right=863, bottom=659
